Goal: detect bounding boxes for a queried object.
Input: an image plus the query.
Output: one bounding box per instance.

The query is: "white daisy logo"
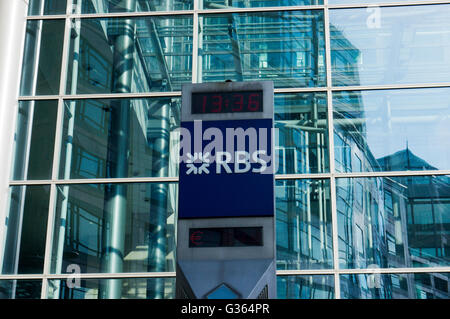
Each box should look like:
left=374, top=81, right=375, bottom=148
left=185, top=152, right=211, bottom=175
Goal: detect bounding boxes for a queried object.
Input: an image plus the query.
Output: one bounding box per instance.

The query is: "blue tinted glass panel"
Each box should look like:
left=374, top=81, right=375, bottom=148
left=12, top=101, right=58, bottom=180
left=74, top=0, right=193, bottom=13
left=50, top=183, right=177, bottom=274
left=59, top=98, right=180, bottom=179
left=276, top=179, right=333, bottom=270
left=48, top=278, right=175, bottom=299
left=333, top=88, right=450, bottom=172
left=200, top=0, right=322, bottom=8
left=341, top=273, right=450, bottom=299
left=66, top=16, right=192, bottom=94
left=275, top=93, right=329, bottom=174
left=199, top=10, right=326, bottom=88
left=0, top=280, right=42, bottom=299
left=337, top=176, right=450, bottom=269
left=1, top=186, right=50, bottom=275
left=20, top=20, right=65, bottom=96
left=329, top=0, right=416, bottom=3
left=330, top=5, right=450, bottom=86
left=28, top=0, right=67, bottom=15
left=277, top=275, right=334, bottom=299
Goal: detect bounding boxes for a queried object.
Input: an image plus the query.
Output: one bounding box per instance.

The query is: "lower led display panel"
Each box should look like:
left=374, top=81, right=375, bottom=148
left=189, top=227, right=263, bottom=248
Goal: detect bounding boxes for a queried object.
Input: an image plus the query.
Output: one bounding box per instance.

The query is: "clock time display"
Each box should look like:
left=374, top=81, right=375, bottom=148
left=192, top=91, right=263, bottom=114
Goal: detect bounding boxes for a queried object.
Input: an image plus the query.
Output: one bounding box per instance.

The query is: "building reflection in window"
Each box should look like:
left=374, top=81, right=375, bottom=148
left=48, top=278, right=175, bottom=299
left=50, top=183, right=178, bottom=299
left=276, top=179, right=333, bottom=270
left=341, top=273, right=450, bottom=299
left=275, top=93, right=329, bottom=175
left=277, top=275, right=334, bottom=299
left=337, top=175, right=450, bottom=269
left=59, top=98, right=180, bottom=180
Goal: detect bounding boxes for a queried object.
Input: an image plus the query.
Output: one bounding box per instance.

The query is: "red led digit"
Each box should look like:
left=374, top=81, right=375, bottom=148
left=248, top=93, right=260, bottom=111
left=202, top=95, right=207, bottom=113
left=211, top=94, right=222, bottom=113
left=190, top=231, right=203, bottom=246
left=232, top=94, right=243, bottom=112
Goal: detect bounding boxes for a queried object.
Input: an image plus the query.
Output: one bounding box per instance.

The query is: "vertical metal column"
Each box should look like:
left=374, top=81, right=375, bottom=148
left=144, top=3, right=173, bottom=298
left=146, top=101, right=171, bottom=299
left=100, top=0, right=136, bottom=299
left=52, top=2, right=82, bottom=300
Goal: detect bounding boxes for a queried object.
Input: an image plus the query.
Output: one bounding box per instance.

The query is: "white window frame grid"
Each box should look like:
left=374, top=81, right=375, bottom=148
left=2, top=0, right=450, bottom=299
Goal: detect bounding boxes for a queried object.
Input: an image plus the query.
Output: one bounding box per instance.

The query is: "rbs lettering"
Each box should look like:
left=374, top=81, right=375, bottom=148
left=185, top=150, right=269, bottom=175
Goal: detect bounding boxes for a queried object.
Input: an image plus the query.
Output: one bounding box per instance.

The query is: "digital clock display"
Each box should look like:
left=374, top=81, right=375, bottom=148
left=189, top=227, right=263, bottom=248
left=192, top=91, right=263, bottom=114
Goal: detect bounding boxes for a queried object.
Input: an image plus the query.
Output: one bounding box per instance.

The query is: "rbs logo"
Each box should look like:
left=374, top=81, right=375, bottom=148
left=184, top=150, right=269, bottom=175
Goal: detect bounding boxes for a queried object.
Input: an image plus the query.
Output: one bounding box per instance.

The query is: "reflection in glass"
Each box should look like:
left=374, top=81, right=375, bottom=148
left=330, top=5, right=450, bottom=86
left=59, top=98, right=180, bottom=180
left=1, top=186, right=50, bottom=274
left=50, top=183, right=177, bottom=297
left=341, top=273, right=450, bottom=299
left=329, top=0, right=415, bottom=3
left=277, top=275, right=334, bottom=299
left=48, top=278, right=175, bottom=299
left=66, top=15, right=192, bottom=94
left=0, top=280, right=42, bottom=299
left=28, top=0, right=67, bottom=15
left=276, top=179, right=333, bottom=270
left=333, top=88, right=450, bottom=172
left=337, top=176, right=450, bottom=269
left=201, top=0, right=322, bottom=8
left=275, top=93, right=329, bottom=174
left=12, top=101, right=58, bottom=180
left=19, top=20, right=65, bottom=96
left=74, top=0, right=193, bottom=13
left=199, top=10, right=326, bottom=88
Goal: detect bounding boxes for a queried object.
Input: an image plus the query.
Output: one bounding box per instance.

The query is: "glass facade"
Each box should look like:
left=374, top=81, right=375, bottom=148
left=198, top=10, right=326, bottom=87
left=1, top=0, right=449, bottom=299
left=330, top=6, right=450, bottom=87
left=47, top=277, right=176, bottom=299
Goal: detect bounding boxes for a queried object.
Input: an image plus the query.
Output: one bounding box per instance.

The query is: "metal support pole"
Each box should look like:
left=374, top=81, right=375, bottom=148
left=146, top=99, right=171, bottom=299
left=100, top=0, right=136, bottom=299
left=52, top=2, right=82, bottom=300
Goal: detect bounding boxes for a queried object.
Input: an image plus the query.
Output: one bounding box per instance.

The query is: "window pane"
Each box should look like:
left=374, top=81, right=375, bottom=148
left=277, top=275, right=334, bottom=299
left=66, top=16, right=192, bottom=94
left=1, top=186, right=50, bottom=274
left=12, top=101, right=58, bottom=180
left=329, top=0, right=415, bottom=3
left=341, top=273, right=450, bottom=299
left=275, top=93, right=329, bottom=174
left=20, top=20, right=65, bottom=96
left=50, top=183, right=177, bottom=274
left=200, top=0, right=322, bottom=8
left=28, top=0, right=67, bottom=15
left=330, top=5, right=450, bottom=86
left=199, top=10, right=326, bottom=88
left=276, top=179, right=333, bottom=270
left=73, top=0, right=193, bottom=13
left=0, top=280, right=42, bottom=299
left=48, top=277, right=175, bottom=299
left=337, top=176, right=450, bottom=269
left=333, top=88, right=450, bottom=172
left=59, top=98, right=180, bottom=179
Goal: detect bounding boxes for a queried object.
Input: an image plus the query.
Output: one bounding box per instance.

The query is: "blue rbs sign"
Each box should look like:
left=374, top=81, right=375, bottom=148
left=178, top=118, right=274, bottom=219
